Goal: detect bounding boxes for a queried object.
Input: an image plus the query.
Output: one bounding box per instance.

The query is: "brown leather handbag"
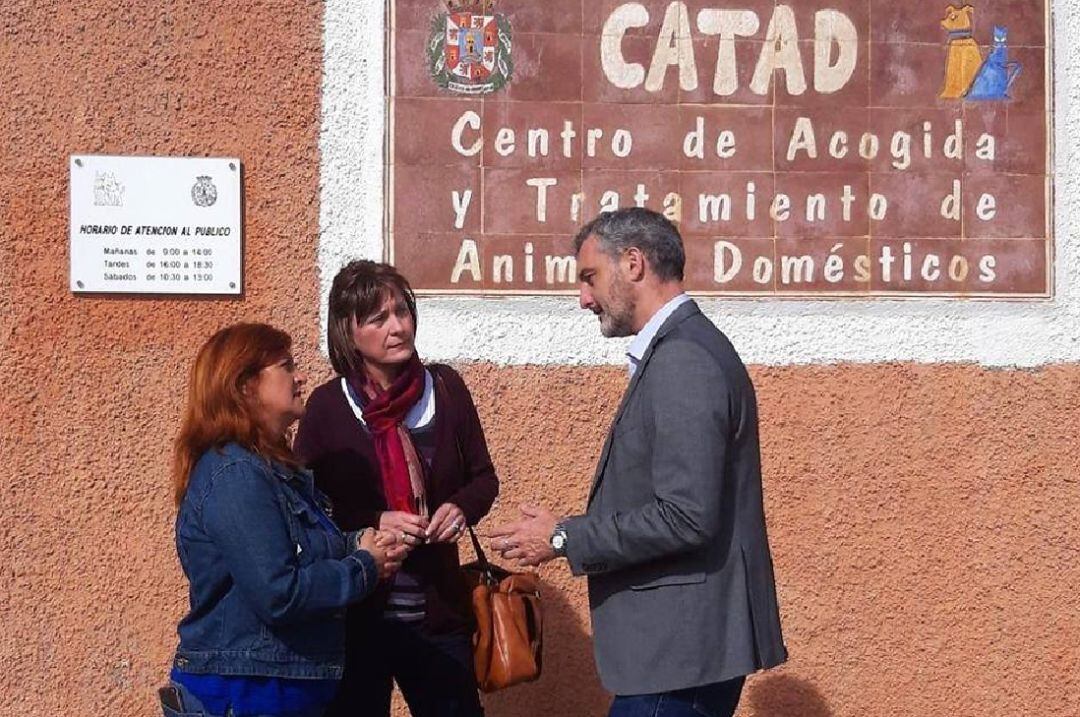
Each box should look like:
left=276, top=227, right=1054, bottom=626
left=461, top=527, right=543, bottom=692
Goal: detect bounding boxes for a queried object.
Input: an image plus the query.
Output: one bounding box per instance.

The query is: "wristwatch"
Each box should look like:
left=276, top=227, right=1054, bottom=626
left=550, top=522, right=568, bottom=558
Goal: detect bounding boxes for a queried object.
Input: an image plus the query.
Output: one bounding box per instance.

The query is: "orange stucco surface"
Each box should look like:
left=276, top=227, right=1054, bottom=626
left=1, top=2, right=1077, bottom=716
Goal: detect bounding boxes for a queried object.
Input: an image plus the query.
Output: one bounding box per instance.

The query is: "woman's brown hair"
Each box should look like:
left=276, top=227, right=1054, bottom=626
left=172, top=322, right=299, bottom=506
left=326, top=260, right=418, bottom=376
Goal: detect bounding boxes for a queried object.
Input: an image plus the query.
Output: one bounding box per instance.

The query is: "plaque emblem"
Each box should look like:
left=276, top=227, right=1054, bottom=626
left=428, top=0, right=512, bottom=95
left=191, top=176, right=218, bottom=207
left=93, top=172, right=125, bottom=207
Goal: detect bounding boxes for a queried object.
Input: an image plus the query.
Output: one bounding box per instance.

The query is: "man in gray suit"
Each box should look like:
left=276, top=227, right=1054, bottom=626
left=491, top=207, right=787, bottom=717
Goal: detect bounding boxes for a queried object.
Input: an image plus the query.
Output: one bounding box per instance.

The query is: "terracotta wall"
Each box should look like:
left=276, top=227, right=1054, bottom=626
left=1, top=2, right=1077, bottom=716
left=0, top=1, right=327, bottom=713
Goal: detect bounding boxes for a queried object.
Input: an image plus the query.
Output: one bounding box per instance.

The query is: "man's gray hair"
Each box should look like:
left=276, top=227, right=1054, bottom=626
left=573, top=208, right=685, bottom=282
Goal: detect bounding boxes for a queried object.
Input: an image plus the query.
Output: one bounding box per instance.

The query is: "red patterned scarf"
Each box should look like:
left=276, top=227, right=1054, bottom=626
left=349, top=353, right=429, bottom=517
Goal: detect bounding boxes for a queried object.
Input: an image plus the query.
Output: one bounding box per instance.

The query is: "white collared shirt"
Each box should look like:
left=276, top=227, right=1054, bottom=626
left=626, top=293, right=691, bottom=377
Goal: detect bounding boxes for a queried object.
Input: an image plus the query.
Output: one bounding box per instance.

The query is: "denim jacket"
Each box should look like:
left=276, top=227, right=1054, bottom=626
left=171, top=443, right=377, bottom=680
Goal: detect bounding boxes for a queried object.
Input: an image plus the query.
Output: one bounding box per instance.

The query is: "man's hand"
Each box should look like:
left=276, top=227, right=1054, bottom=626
left=488, top=505, right=560, bottom=567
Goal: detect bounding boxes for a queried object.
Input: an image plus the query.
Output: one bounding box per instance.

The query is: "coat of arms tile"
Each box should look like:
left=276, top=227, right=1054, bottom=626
left=427, top=0, right=513, bottom=95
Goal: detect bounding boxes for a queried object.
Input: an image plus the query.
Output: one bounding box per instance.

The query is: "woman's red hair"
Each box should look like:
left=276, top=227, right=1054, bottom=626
left=172, top=323, right=300, bottom=506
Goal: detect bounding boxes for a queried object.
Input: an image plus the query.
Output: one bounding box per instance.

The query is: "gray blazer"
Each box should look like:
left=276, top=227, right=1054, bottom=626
left=564, top=300, right=787, bottom=695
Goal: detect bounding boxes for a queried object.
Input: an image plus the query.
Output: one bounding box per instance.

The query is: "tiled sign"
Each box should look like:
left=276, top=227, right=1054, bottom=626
left=387, top=0, right=1051, bottom=296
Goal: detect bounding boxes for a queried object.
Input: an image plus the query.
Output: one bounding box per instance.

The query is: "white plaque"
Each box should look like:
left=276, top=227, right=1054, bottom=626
left=70, top=155, right=242, bottom=295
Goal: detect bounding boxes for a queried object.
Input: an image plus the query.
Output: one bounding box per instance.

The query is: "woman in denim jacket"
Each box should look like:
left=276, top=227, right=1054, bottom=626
left=161, top=323, right=406, bottom=717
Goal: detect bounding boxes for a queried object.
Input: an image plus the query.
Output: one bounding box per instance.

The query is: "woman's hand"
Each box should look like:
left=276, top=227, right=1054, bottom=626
left=426, top=503, right=467, bottom=544
left=359, top=528, right=407, bottom=580
left=378, top=511, right=429, bottom=549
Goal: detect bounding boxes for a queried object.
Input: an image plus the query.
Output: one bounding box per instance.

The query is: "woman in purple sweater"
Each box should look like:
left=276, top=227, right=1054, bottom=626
left=295, top=260, right=498, bottom=717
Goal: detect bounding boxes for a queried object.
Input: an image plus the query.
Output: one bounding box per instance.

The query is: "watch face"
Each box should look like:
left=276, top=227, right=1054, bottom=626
left=552, top=532, right=566, bottom=550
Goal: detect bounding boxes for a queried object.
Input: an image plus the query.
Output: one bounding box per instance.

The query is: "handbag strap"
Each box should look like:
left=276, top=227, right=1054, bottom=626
left=433, top=367, right=497, bottom=581
left=468, top=525, right=496, bottom=580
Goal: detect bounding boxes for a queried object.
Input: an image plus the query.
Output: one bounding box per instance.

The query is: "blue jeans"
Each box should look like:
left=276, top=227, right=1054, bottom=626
left=160, top=680, right=327, bottom=717
left=608, top=677, right=745, bottom=717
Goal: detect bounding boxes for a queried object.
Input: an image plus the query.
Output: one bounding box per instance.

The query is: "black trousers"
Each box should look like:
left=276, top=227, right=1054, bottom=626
left=326, top=618, right=484, bottom=717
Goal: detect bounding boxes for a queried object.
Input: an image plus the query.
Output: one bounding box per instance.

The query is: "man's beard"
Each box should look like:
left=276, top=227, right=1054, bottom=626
left=598, top=272, right=636, bottom=338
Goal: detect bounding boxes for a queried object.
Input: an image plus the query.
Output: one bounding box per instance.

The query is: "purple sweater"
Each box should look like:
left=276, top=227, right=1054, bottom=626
left=294, top=363, right=499, bottom=633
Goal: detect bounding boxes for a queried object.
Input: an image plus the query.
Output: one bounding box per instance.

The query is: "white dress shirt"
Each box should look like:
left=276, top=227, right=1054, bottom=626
left=626, top=293, right=691, bottom=377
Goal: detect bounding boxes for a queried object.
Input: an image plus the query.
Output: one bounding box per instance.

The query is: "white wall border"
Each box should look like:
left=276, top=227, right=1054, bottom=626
left=321, top=0, right=1076, bottom=368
